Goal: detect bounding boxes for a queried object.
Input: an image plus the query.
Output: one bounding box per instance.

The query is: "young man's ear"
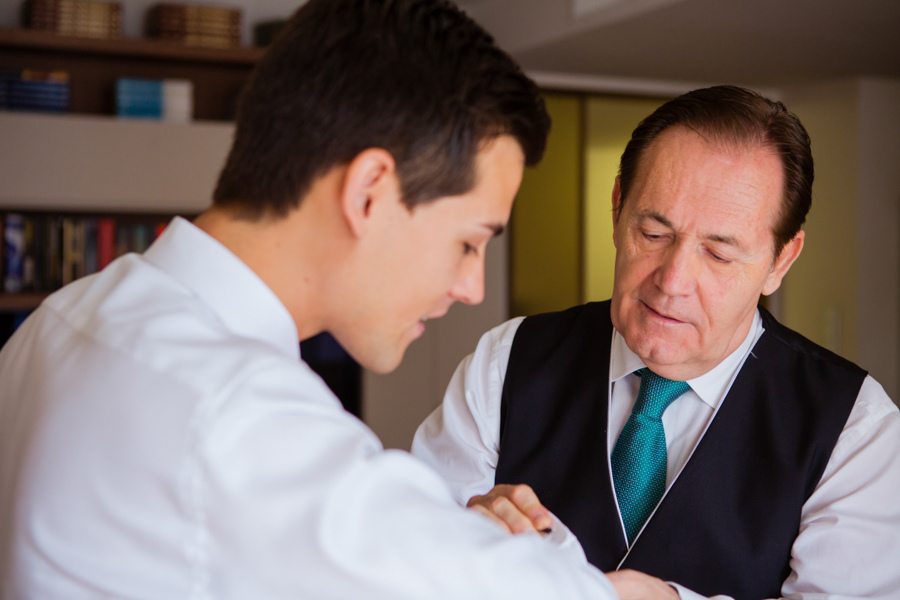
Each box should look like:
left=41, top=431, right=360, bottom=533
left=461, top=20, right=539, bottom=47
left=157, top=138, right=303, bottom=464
left=340, top=148, right=399, bottom=238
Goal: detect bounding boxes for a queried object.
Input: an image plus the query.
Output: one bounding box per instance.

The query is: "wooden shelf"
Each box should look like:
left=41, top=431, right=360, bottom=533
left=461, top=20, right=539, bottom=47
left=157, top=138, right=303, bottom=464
left=0, top=27, right=266, bottom=120
left=0, top=293, right=48, bottom=311
left=0, top=27, right=266, bottom=65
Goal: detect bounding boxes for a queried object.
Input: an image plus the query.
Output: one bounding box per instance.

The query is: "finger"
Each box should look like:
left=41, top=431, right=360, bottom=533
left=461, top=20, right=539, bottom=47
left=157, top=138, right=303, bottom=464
left=606, top=570, right=680, bottom=600
left=469, top=503, right=513, bottom=533
left=466, top=494, right=485, bottom=508
left=509, top=484, right=553, bottom=531
left=491, top=496, right=538, bottom=534
left=606, top=571, right=641, bottom=600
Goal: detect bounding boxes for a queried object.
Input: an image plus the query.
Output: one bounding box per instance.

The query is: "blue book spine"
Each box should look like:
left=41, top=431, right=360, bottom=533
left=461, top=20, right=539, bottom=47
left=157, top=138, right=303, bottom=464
left=1, top=76, right=69, bottom=112
left=4, top=213, right=25, bottom=293
left=116, top=78, right=163, bottom=119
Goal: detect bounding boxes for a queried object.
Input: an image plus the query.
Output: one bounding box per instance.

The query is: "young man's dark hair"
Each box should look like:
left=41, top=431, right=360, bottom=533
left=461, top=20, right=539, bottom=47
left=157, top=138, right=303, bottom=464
left=214, top=0, right=550, bottom=219
left=617, top=85, right=812, bottom=258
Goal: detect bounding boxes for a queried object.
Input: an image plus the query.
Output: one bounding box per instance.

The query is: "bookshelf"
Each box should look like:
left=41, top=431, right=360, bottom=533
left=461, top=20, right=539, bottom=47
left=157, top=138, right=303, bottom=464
left=0, top=112, right=231, bottom=311
left=0, top=292, right=46, bottom=311
left=1, top=27, right=257, bottom=311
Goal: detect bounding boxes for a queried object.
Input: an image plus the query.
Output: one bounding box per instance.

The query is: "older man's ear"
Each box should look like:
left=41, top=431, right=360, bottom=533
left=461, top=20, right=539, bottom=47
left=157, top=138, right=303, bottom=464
left=762, top=230, right=805, bottom=297
left=611, top=177, right=624, bottom=248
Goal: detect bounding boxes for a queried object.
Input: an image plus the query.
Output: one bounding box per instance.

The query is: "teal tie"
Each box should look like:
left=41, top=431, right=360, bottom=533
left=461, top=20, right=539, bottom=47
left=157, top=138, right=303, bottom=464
left=611, top=368, right=690, bottom=544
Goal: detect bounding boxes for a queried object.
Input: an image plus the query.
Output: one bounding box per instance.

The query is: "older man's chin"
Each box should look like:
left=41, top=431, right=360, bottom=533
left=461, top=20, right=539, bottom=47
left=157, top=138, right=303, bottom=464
left=627, top=334, right=706, bottom=376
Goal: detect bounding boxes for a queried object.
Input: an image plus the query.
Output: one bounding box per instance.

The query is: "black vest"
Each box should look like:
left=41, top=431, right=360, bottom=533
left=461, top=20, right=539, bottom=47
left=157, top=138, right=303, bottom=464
left=495, top=301, right=865, bottom=600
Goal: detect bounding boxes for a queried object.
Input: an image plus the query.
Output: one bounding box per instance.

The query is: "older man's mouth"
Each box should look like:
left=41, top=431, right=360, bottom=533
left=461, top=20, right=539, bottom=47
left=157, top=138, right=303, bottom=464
left=640, top=301, right=687, bottom=324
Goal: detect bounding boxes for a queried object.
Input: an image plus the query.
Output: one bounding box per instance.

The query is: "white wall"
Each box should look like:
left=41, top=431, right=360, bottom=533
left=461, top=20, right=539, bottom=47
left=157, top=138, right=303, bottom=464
left=363, top=232, right=509, bottom=450
left=857, top=79, right=900, bottom=401
left=782, top=77, right=900, bottom=402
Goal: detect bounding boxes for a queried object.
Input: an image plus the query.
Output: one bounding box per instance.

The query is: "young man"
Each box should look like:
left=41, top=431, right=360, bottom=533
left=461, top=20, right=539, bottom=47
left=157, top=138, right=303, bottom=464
left=0, top=1, right=619, bottom=598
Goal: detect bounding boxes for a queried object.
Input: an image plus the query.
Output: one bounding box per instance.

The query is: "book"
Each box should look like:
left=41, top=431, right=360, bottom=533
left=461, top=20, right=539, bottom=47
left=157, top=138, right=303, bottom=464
left=61, top=217, right=85, bottom=285
left=116, top=78, right=163, bottom=119
left=162, top=80, right=192, bottom=122
left=1, top=213, right=179, bottom=294
left=22, top=0, right=122, bottom=39
left=0, top=70, right=70, bottom=113
left=146, top=3, right=242, bottom=48
left=3, top=213, right=25, bottom=293
left=22, top=216, right=36, bottom=290
left=116, top=78, right=193, bottom=122
left=22, top=0, right=57, bottom=30
left=114, top=223, right=130, bottom=258
left=44, top=216, right=62, bottom=290
left=84, top=218, right=98, bottom=275
left=97, top=217, right=115, bottom=270
left=132, top=223, right=153, bottom=253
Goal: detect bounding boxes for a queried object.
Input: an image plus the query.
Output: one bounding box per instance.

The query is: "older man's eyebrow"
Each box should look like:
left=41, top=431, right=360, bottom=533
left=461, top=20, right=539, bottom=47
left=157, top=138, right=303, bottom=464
left=638, top=210, right=745, bottom=251
left=637, top=210, right=674, bottom=229
left=705, top=233, right=744, bottom=250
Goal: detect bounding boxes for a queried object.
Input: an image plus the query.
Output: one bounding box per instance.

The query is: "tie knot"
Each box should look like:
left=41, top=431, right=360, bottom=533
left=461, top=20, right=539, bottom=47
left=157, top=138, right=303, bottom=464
left=632, top=368, right=690, bottom=420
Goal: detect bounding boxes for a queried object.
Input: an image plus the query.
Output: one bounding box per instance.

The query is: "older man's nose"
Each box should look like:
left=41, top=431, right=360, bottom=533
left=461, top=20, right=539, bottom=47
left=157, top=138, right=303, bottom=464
left=654, top=242, right=698, bottom=297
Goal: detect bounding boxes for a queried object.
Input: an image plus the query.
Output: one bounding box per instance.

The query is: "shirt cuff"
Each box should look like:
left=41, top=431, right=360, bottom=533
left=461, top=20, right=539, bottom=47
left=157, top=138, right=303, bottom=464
left=668, top=581, right=732, bottom=600
left=542, top=511, right=590, bottom=566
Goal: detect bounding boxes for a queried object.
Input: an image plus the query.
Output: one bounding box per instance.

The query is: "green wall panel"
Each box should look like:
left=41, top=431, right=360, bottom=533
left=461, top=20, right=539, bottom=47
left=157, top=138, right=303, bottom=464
left=510, top=93, right=582, bottom=317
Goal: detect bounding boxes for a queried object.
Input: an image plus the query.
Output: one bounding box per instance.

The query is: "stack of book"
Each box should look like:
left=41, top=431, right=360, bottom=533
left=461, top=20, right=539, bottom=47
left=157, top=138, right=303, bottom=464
left=0, top=70, right=70, bottom=113
left=116, top=78, right=193, bottom=122
left=1, top=213, right=168, bottom=294
left=22, top=0, right=123, bottom=39
left=146, top=3, right=242, bottom=49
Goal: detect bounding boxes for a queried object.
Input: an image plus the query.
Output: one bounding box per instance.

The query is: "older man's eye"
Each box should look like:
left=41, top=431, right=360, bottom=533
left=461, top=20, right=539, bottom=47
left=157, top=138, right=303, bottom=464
left=708, top=251, right=732, bottom=264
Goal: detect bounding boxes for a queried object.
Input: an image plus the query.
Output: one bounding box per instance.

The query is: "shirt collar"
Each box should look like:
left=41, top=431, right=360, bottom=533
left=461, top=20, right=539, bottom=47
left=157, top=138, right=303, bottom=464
left=610, top=309, right=764, bottom=409
left=144, top=216, right=300, bottom=361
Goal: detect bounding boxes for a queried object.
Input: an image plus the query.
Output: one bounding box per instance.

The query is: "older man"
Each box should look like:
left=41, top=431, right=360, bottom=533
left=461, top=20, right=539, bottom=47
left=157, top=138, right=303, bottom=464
left=413, top=86, right=900, bottom=600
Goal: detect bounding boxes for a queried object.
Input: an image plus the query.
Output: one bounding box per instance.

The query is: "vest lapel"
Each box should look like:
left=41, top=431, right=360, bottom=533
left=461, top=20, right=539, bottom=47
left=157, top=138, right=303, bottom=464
left=614, top=336, right=751, bottom=567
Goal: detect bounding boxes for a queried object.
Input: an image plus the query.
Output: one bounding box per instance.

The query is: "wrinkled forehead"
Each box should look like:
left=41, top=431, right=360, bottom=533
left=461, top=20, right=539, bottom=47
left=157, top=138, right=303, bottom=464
left=637, top=126, right=783, bottom=199
left=635, top=127, right=784, bottom=245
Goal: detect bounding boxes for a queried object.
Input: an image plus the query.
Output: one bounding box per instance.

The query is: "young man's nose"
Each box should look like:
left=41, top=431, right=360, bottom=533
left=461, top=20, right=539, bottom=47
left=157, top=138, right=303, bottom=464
left=449, top=257, right=486, bottom=306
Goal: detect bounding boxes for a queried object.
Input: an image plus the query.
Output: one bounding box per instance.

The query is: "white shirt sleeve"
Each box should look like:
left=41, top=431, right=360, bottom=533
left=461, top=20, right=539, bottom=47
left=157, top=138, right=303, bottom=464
left=781, top=375, right=900, bottom=600
left=203, top=358, right=616, bottom=600
left=412, top=318, right=900, bottom=599
left=411, top=317, right=523, bottom=506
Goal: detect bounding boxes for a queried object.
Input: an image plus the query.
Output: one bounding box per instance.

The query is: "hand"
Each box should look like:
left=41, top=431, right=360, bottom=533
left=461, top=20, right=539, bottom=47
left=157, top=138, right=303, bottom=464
left=606, top=570, right=680, bottom=600
left=466, top=483, right=553, bottom=535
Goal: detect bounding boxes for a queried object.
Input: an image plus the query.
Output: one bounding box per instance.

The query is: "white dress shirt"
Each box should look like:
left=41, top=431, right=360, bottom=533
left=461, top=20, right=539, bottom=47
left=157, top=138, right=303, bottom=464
left=412, top=313, right=900, bottom=600
left=0, top=217, right=618, bottom=600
